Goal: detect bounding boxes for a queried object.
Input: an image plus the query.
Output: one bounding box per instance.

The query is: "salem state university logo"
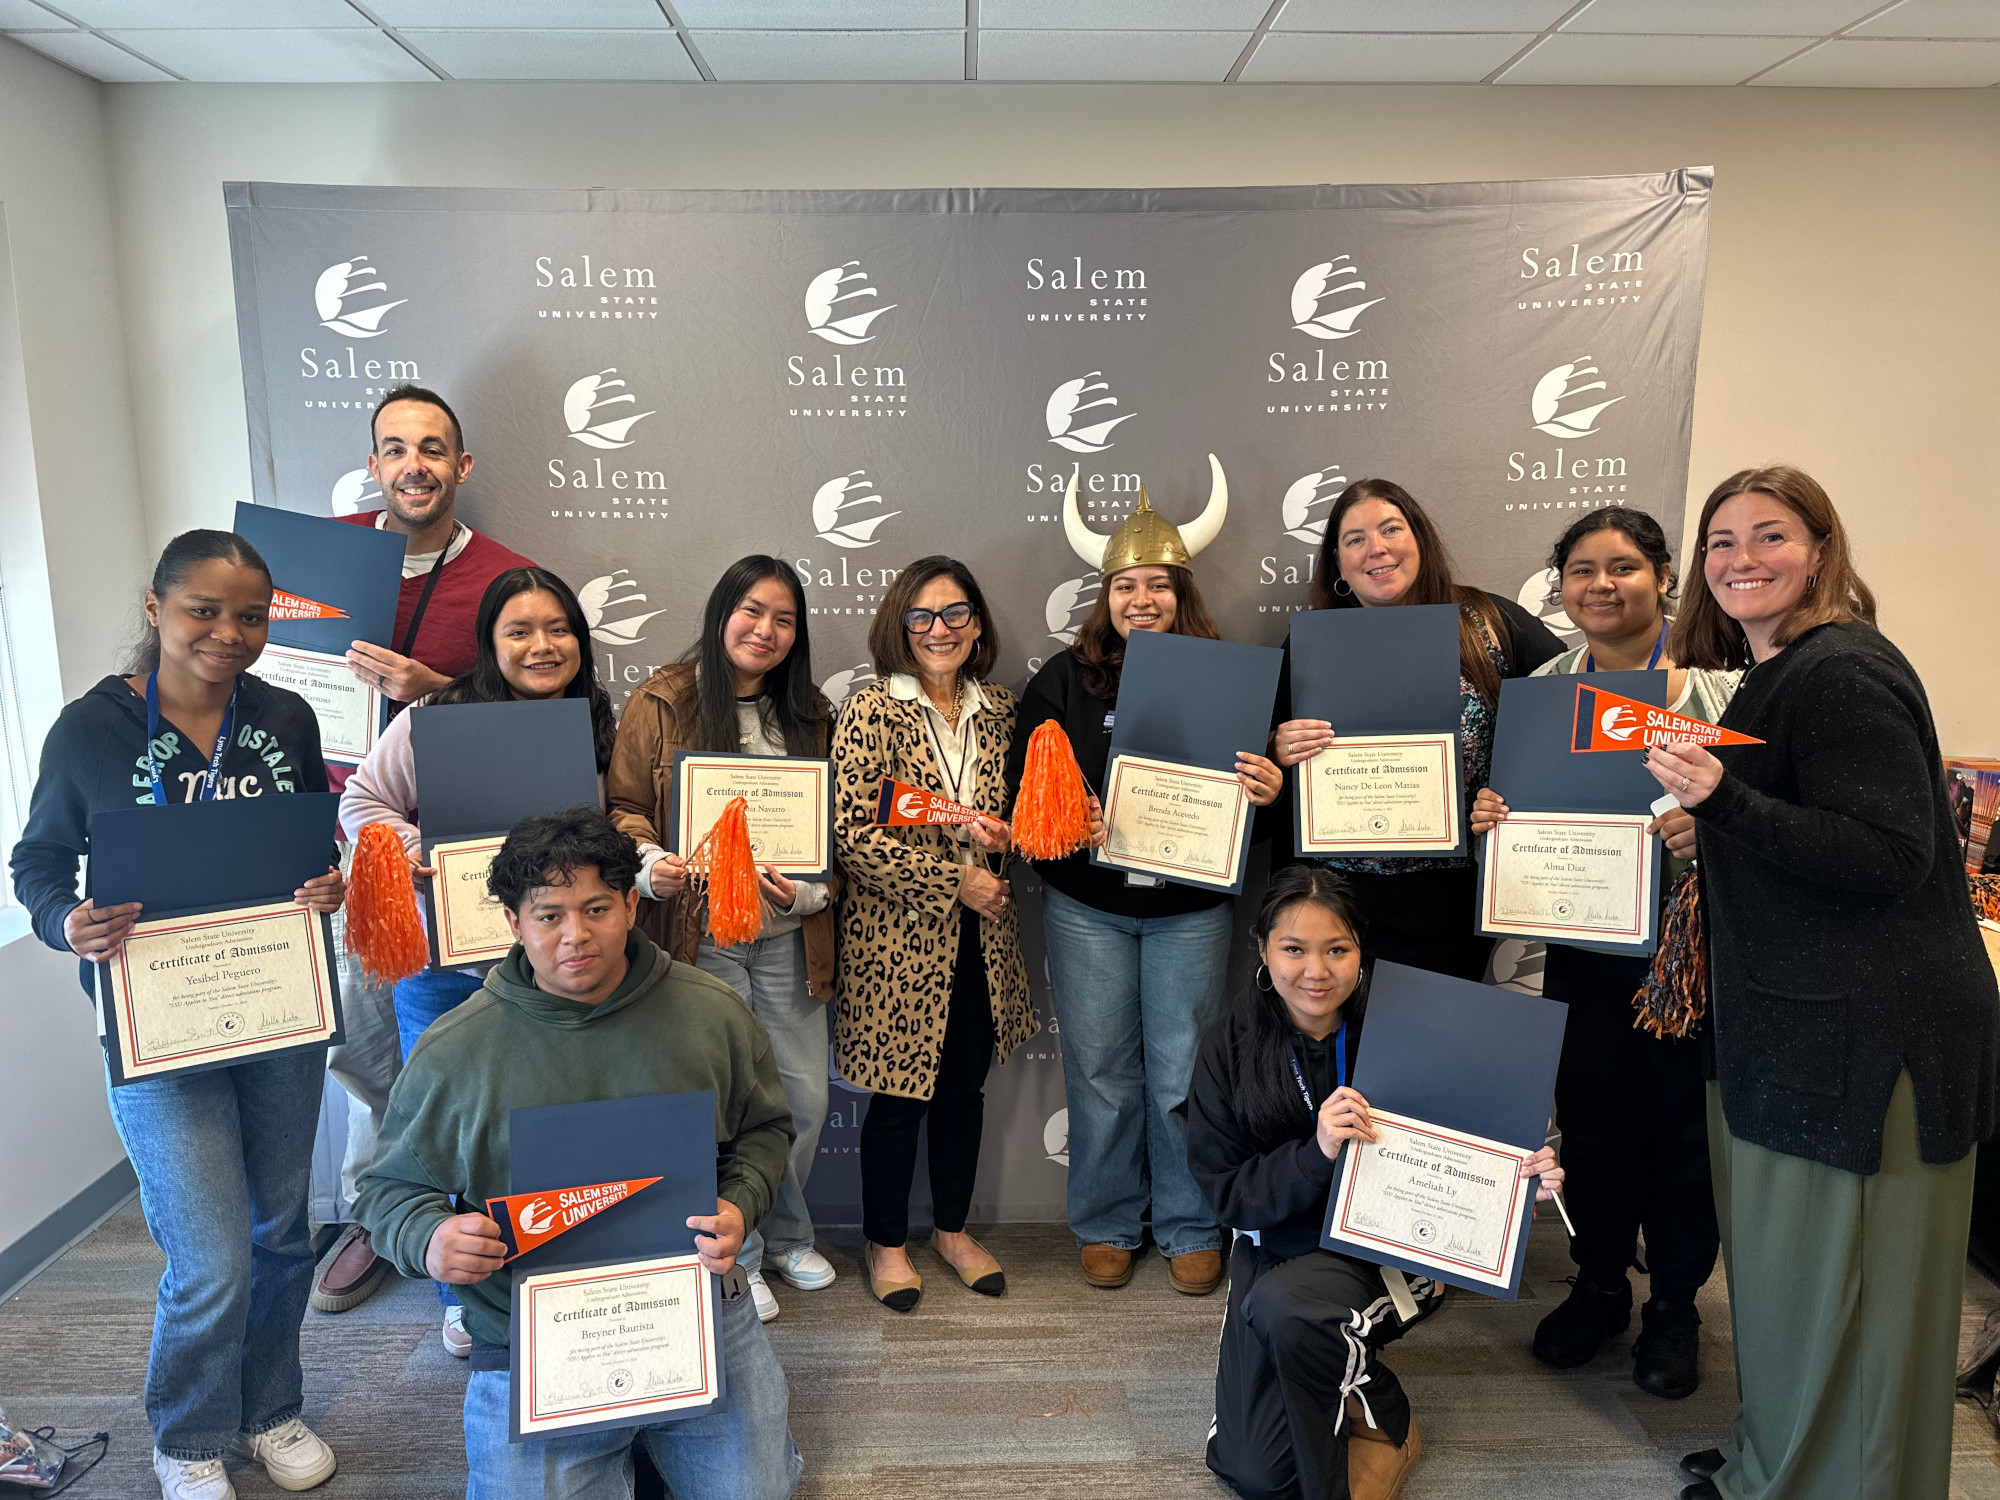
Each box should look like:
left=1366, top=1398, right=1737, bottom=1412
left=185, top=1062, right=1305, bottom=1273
left=314, top=257, right=405, bottom=339
left=811, top=471, right=899, bottom=550
left=805, top=260, right=896, bottom=346
left=1280, top=466, right=1348, bottom=546
left=1045, top=372, right=1135, bottom=454
left=563, top=369, right=655, bottom=450
left=1530, top=357, right=1623, bottom=440
left=1044, top=573, right=1101, bottom=647
left=1290, top=255, right=1383, bottom=341
left=820, top=663, right=879, bottom=709
left=578, top=571, right=666, bottom=646
left=329, top=468, right=381, bottom=517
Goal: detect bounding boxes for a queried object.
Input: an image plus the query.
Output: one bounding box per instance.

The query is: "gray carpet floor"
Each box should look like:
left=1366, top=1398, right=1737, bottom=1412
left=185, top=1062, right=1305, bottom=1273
left=5, top=1202, right=2000, bottom=1498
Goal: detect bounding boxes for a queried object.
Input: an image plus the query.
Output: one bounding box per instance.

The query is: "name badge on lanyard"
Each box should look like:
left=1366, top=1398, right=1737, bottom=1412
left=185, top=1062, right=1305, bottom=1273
left=144, top=670, right=237, bottom=806
left=1289, top=1019, right=1347, bottom=1115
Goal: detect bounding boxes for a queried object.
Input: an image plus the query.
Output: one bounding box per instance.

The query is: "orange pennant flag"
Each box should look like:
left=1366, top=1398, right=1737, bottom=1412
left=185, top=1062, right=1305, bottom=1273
left=872, top=777, right=984, bottom=828
left=485, top=1177, right=663, bottom=1262
left=1571, top=683, right=1764, bottom=753
left=269, top=588, right=349, bottom=621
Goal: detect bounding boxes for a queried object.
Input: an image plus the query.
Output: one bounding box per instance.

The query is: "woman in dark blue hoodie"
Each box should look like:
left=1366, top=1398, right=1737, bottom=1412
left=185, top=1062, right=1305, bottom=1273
left=1188, top=865, right=1562, bottom=1500
left=11, top=529, right=346, bottom=1500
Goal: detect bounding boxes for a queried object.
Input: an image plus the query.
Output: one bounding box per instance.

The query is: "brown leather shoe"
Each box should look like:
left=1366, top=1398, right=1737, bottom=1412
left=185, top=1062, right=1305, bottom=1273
left=1346, top=1399, right=1421, bottom=1500
left=310, top=1223, right=391, bottom=1313
left=1079, top=1243, right=1135, bottom=1288
left=864, top=1241, right=922, bottom=1313
left=1168, top=1249, right=1223, bottom=1296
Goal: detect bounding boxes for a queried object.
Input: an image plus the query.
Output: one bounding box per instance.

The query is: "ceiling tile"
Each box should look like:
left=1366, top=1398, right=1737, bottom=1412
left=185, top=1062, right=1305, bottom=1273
left=407, top=27, right=699, bottom=79
left=676, top=0, right=961, bottom=27
left=692, top=28, right=963, bottom=79
left=59, top=0, right=368, bottom=25
left=982, top=0, right=1269, bottom=27
left=0, top=0, right=72, bottom=27
left=1562, top=0, right=1878, bottom=35
left=1850, top=0, right=2000, bottom=39
left=1274, top=0, right=1573, bottom=30
left=1753, top=35, right=2000, bottom=82
left=1242, top=30, right=1533, bottom=81
left=9, top=27, right=175, bottom=78
left=102, top=27, right=436, bottom=81
left=370, top=0, right=670, bottom=24
left=979, top=28, right=1248, bottom=79
left=1499, top=31, right=1809, bottom=83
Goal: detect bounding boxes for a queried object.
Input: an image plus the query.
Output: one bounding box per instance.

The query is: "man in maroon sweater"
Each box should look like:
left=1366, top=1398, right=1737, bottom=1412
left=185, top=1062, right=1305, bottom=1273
left=313, top=385, right=538, bottom=1320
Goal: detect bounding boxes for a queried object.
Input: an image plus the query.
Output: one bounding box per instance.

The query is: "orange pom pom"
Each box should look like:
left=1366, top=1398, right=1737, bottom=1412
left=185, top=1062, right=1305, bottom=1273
left=686, top=796, right=765, bottom=949
left=344, top=822, right=430, bottom=985
left=1013, top=719, right=1092, bottom=860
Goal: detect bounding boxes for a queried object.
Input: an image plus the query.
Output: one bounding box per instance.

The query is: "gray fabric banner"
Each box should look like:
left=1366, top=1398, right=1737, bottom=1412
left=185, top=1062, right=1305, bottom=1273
left=228, top=171, right=1710, bottom=1225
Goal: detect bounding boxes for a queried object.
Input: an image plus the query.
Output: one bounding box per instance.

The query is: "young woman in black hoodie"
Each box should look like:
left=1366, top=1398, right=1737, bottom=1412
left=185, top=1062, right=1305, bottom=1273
left=10, top=530, right=345, bottom=1500
left=1188, top=864, right=1562, bottom=1500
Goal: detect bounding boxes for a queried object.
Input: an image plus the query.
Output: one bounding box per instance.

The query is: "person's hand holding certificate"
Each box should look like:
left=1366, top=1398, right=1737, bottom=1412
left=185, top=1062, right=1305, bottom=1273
left=669, top=751, right=832, bottom=880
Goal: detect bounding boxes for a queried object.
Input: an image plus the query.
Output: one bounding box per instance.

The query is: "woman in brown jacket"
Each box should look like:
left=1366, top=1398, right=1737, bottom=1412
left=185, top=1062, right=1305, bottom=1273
left=832, top=556, right=1034, bottom=1313
left=606, top=555, right=839, bottom=1324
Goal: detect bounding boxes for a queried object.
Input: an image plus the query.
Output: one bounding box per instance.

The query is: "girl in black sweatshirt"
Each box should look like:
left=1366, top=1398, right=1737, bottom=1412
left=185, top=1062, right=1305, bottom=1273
left=1188, top=864, right=1562, bottom=1500
left=10, top=530, right=345, bottom=1498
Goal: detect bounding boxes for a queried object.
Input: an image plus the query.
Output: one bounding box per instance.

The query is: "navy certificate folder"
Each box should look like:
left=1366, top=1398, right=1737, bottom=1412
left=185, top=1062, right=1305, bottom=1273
left=409, top=698, right=601, bottom=844
left=1104, top=628, right=1283, bottom=775
left=89, top=793, right=342, bottom=916
left=232, top=502, right=403, bottom=655
left=1323, top=960, right=1567, bottom=1299
left=1288, top=604, right=1462, bottom=734
left=506, top=1091, right=724, bottom=1439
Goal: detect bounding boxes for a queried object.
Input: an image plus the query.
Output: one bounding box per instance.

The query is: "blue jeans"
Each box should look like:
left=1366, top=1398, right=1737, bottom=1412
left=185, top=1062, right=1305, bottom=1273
left=106, top=1046, right=327, bottom=1460
left=395, top=966, right=485, bottom=1306
left=696, top=930, right=826, bottom=1275
left=461, top=1279, right=803, bottom=1499
left=1040, top=886, right=1229, bottom=1258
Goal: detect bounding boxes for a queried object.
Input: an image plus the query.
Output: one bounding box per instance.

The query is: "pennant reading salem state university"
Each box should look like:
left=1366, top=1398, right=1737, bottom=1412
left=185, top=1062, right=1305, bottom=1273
left=487, top=1177, right=662, bottom=1262
left=268, top=588, right=349, bottom=621
left=872, top=777, right=985, bottom=828
left=1572, top=683, right=1763, bottom=753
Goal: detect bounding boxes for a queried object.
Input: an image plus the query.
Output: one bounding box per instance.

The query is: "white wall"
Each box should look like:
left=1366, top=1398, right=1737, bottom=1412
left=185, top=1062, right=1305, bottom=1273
left=0, top=31, right=145, bottom=1276
left=101, top=80, right=2000, bottom=752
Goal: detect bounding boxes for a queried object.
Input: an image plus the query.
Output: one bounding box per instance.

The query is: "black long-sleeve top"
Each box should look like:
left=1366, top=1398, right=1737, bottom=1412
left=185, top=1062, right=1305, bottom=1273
left=1187, top=1003, right=1364, bottom=1261
left=1002, top=648, right=1231, bottom=919
left=10, top=673, right=329, bottom=993
left=1692, top=622, right=2000, bottom=1172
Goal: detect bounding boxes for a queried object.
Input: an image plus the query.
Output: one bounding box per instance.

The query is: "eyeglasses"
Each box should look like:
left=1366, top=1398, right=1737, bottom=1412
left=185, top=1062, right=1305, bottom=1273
left=903, top=602, right=976, bottom=634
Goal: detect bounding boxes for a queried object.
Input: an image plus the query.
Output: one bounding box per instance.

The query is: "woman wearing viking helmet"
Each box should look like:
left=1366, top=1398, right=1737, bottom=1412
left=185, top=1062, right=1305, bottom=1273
left=1003, top=456, right=1283, bottom=1297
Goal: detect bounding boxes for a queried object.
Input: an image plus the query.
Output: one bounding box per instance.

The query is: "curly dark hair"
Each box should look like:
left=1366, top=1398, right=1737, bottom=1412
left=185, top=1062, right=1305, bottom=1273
left=487, top=806, right=642, bottom=913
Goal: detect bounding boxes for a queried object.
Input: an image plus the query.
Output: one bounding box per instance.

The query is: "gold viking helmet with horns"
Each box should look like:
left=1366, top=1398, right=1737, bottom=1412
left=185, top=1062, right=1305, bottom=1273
left=1064, top=453, right=1228, bottom=579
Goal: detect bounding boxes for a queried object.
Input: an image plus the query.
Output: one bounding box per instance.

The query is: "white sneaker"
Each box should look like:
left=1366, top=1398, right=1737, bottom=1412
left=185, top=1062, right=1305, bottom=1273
left=231, top=1418, right=336, bottom=1492
left=153, top=1449, right=236, bottom=1500
left=442, top=1303, right=472, bottom=1358
left=772, top=1245, right=838, bottom=1291
left=748, top=1269, right=779, bottom=1323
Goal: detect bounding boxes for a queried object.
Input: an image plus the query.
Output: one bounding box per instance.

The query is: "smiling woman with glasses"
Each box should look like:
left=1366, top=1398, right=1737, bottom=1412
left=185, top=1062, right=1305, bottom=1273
left=827, top=555, right=1034, bottom=1315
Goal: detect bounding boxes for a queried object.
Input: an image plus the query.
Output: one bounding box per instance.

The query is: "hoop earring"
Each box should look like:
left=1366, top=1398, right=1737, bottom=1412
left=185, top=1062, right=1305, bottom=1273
left=1254, top=963, right=1273, bottom=992
left=1332, top=577, right=1354, bottom=599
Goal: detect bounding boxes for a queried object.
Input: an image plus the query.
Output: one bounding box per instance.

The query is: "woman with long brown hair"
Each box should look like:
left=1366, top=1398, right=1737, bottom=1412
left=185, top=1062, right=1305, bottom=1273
left=1646, top=467, right=1998, bottom=1500
left=1270, top=479, right=1563, bottom=981
left=1004, top=468, right=1281, bottom=1297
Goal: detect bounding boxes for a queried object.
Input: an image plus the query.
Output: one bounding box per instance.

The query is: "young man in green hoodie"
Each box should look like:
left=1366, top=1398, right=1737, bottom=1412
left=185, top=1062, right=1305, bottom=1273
left=353, top=807, right=802, bottom=1499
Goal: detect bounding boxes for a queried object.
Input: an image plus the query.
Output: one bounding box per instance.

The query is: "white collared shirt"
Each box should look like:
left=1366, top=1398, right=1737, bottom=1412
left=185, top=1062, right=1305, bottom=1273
left=888, top=672, right=989, bottom=865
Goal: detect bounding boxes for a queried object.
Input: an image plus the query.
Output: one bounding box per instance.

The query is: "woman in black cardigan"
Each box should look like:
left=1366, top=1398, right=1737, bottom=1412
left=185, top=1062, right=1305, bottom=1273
left=1646, top=466, right=1999, bottom=1500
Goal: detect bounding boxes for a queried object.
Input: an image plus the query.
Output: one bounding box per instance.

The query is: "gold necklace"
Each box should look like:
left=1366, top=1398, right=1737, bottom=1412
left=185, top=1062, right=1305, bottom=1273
left=925, top=674, right=965, bottom=726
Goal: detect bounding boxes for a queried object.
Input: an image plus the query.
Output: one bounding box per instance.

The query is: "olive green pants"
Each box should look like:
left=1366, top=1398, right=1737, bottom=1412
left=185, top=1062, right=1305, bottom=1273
left=1708, top=1075, right=1975, bottom=1500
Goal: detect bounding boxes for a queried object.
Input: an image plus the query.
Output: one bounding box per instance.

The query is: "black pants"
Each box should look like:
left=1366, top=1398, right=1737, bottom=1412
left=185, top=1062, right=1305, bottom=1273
left=1544, top=944, right=1719, bottom=1305
left=1340, top=865, right=1492, bottom=984
left=859, top=910, right=997, bottom=1247
left=1208, top=1239, right=1430, bottom=1500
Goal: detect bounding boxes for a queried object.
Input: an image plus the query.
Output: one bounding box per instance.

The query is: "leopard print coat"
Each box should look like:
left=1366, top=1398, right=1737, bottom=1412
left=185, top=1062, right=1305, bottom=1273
left=831, top=679, right=1034, bottom=1100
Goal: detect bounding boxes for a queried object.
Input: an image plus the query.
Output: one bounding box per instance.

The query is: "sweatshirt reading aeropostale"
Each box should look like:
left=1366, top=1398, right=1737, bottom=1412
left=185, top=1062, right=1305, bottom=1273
left=352, top=931, right=794, bottom=1350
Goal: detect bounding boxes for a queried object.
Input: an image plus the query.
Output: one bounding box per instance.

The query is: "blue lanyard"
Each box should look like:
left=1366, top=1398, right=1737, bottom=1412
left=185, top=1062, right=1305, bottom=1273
left=1289, top=1020, right=1347, bottom=1114
left=1584, top=621, right=1667, bottom=675
left=144, top=670, right=237, bottom=807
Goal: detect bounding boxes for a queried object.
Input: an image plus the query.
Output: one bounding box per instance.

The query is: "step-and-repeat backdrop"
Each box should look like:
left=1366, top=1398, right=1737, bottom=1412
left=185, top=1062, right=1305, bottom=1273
left=229, top=170, right=1711, bottom=1225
